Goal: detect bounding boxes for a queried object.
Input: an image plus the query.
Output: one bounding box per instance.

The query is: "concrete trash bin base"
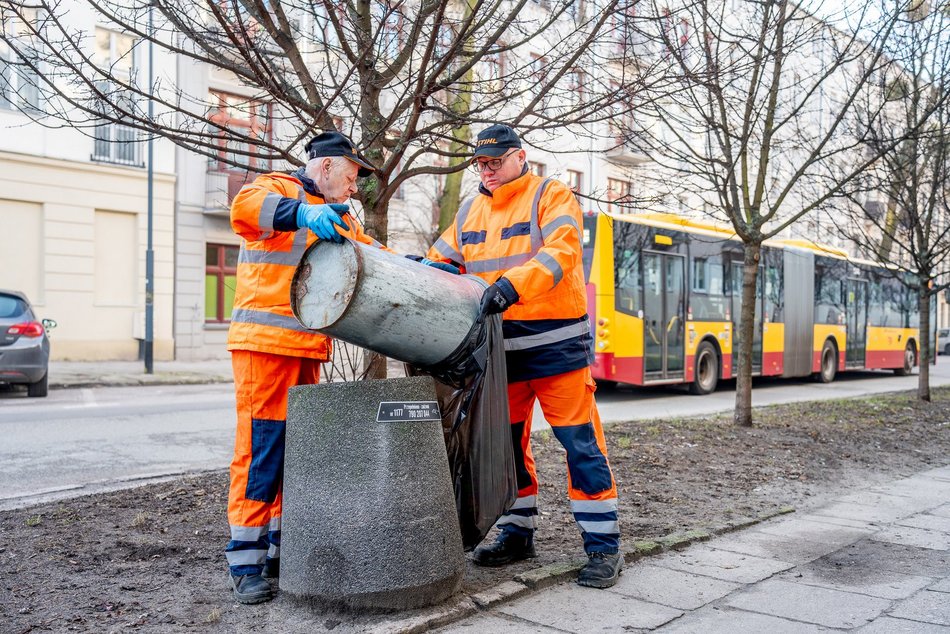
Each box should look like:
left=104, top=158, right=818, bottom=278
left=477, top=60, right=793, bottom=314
left=280, top=376, right=465, bottom=612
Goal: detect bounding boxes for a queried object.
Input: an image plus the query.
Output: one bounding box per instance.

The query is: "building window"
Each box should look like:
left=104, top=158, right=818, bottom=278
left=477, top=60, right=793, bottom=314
left=567, top=68, right=585, bottom=107
left=205, top=243, right=238, bottom=323
left=567, top=169, right=583, bottom=195
left=0, top=7, right=42, bottom=112
left=208, top=91, right=272, bottom=201
left=91, top=27, right=141, bottom=166
left=607, top=178, right=632, bottom=213
left=529, top=161, right=546, bottom=177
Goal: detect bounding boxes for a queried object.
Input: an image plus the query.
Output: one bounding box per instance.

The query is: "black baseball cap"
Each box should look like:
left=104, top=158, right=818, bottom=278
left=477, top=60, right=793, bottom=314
left=472, top=124, right=522, bottom=159
left=305, top=131, right=376, bottom=177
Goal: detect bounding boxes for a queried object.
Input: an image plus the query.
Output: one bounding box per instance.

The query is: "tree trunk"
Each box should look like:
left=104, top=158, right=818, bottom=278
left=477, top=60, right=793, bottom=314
left=918, top=287, right=931, bottom=402
left=438, top=130, right=470, bottom=233
left=733, top=241, right=761, bottom=427
left=360, top=143, right=389, bottom=380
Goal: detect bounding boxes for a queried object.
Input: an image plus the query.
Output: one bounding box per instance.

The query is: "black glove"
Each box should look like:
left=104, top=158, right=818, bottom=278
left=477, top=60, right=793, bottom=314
left=479, top=278, right=520, bottom=316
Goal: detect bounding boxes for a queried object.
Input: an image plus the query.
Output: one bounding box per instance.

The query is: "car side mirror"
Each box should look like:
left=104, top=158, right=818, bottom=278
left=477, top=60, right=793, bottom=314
left=42, top=318, right=57, bottom=330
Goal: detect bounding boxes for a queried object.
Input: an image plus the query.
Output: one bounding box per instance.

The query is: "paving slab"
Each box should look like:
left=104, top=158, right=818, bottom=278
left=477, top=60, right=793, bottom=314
left=871, top=525, right=950, bottom=551
left=835, top=490, right=932, bottom=515
left=872, top=477, right=950, bottom=506
left=888, top=589, right=950, bottom=626
left=605, top=563, right=740, bottom=610
left=497, top=582, right=683, bottom=632
left=777, top=558, right=934, bottom=600
left=437, top=613, right=564, bottom=633
left=755, top=516, right=874, bottom=546
left=651, top=545, right=795, bottom=584
left=930, top=577, right=950, bottom=593
left=855, top=615, right=950, bottom=633
left=655, top=605, right=827, bottom=633
left=786, top=512, right=877, bottom=531
left=810, top=500, right=915, bottom=524
left=820, top=540, right=950, bottom=578
left=930, top=503, right=950, bottom=519
left=896, top=512, right=950, bottom=533
left=723, top=578, right=891, bottom=628
left=705, top=529, right=841, bottom=564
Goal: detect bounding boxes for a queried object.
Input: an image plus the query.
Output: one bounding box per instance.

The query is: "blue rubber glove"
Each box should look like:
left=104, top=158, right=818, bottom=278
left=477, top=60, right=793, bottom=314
left=296, top=203, right=350, bottom=243
left=421, top=258, right=460, bottom=275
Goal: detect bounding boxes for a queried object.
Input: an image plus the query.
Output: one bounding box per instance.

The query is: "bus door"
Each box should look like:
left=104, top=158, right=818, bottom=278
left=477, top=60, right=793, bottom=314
left=846, top=278, right=868, bottom=367
left=643, top=251, right=686, bottom=380
left=729, top=260, right=763, bottom=374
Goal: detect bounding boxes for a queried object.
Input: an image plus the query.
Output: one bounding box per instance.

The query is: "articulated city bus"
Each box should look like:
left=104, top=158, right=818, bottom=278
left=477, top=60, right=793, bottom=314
left=582, top=211, right=929, bottom=395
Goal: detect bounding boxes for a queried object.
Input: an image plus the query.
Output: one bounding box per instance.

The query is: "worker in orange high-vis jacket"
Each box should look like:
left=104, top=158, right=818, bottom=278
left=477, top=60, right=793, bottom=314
left=225, top=131, right=391, bottom=604
left=426, top=124, right=622, bottom=589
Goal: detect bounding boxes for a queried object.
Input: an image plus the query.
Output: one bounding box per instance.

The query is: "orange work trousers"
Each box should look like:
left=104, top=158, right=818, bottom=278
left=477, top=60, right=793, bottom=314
left=225, top=350, right=321, bottom=576
left=495, top=366, right=620, bottom=554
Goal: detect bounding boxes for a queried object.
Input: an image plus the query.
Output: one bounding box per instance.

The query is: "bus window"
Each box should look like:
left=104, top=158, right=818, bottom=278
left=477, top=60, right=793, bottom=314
left=690, top=257, right=726, bottom=321
left=615, top=249, right=641, bottom=315
left=815, top=271, right=843, bottom=324
left=883, top=280, right=903, bottom=326
left=582, top=213, right=598, bottom=282
left=905, top=286, right=920, bottom=328
left=868, top=279, right=886, bottom=326
left=765, top=265, right=783, bottom=323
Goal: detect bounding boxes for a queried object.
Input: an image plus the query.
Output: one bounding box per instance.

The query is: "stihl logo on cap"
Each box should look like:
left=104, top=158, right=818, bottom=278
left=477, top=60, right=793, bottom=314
left=477, top=138, right=498, bottom=146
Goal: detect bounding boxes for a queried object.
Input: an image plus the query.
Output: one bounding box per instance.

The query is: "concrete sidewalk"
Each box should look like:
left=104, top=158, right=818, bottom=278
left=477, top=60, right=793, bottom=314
left=438, top=465, right=950, bottom=633
left=47, top=358, right=234, bottom=389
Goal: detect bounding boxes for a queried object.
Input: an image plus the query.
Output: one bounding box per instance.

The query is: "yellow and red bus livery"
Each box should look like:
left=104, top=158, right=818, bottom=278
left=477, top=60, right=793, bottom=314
left=582, top=211, right=929, bottom=394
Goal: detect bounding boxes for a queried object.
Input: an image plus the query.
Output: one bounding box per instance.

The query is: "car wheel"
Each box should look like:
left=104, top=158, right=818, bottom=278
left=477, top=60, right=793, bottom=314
left=816, top=340, right=837, bottom=383
left=894, top=342, right=916, bottom=376
left=27, top=372, right=48, bottom=397
left=689, top=341, right=719, bottom=395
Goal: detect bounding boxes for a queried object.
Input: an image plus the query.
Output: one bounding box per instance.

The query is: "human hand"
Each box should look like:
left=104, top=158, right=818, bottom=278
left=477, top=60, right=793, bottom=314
left=421, top=258, right=460, bottom=275
left=479, top=279, right=519, bottom=316
left=296, top=203, right=350, bottom=243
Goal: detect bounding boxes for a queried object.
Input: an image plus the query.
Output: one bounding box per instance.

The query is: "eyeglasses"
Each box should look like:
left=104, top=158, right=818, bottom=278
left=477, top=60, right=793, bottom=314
left=471, top=149, right=518, bottom=174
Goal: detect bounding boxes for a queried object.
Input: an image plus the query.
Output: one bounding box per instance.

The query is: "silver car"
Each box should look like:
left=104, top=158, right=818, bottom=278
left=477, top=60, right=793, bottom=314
left=0, top=290, right=56, bottom=397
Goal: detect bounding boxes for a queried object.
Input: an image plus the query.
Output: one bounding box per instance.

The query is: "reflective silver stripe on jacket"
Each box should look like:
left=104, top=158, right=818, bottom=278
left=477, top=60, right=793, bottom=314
left=433, top=237, right=463, bottom=262
left=465, top=253, right=534, bottom=274
left=229, top=524, right=270, bottom=542
left=461, top=178, right=554, bottom=274
left=535, top=252, right=563, bottom=288
left=258, top=192, right=283, bottom=240
left=541, top=214, right=581, bottom=243
left=230, top=308, right=312, bottom=332
left=239, top=229, right=309, bottom=266
left=504, top=319, right=591, bottom=351
left=570, top=499, right=618, bottom=514
left=454, top=197, right=476, bottom=262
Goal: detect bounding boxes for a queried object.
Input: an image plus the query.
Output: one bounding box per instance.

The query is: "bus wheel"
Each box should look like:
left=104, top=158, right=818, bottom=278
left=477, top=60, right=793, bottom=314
left=817, top=341, right=837, bottom=383
left=894, top=342, right=916, bottom=376
left=689, top=341, right=719, bottom=395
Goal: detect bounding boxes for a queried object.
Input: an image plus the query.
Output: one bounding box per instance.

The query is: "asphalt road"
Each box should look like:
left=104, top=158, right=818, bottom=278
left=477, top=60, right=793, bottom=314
left=1, top=361, right=948, bottom=511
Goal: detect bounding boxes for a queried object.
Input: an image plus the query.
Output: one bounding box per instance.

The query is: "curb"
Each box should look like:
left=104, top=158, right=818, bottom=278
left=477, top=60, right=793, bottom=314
left=49, top=375, right=234, bottom=390
left=387, top=504, right=796, bottom=633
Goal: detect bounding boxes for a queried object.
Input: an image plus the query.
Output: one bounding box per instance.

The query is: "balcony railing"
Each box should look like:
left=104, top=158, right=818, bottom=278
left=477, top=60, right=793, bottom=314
left=604, top=135, right=650, bottom=167
left=91, top=123, right=144, bottom=167
left=205, top=169, right=253, bottom=214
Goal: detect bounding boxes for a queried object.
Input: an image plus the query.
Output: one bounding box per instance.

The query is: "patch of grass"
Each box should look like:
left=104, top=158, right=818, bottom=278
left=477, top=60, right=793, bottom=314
left=535, top=429, right=552, bottom=443
left=25, top=515, right=42, bottom=527
left=615, top=435, right=632, bottom=449
left=205, top=607, right=221, bottom=624
left=132, top=512, right=148, bottom=528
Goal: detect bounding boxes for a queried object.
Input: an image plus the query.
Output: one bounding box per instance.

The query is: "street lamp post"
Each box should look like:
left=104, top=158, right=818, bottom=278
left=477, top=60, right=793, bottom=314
left=144, top=3, right=154, bottom=374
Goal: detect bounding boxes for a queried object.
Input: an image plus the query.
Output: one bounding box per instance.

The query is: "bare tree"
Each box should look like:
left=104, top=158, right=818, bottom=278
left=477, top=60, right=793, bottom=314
left=620, top=0, right=921, bottom=425
left=0, top=0, right=629, bottom=241
left=835, top=4, right=950, bottom=402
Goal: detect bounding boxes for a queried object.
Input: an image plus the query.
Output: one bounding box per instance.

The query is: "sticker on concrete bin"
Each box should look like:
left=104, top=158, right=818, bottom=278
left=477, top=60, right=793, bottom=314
left=376, top=401, right=442, bottom=423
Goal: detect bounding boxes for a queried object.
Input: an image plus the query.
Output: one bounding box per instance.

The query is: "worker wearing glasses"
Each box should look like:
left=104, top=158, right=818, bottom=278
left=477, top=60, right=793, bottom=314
left=426, top=124, right=622, bottom=589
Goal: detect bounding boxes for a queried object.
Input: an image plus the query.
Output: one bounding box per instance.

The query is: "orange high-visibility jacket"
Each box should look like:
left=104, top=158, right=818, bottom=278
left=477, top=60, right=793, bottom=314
left=427, top=172, right=593, bottom=381
left=228, top=172, right=385, bottom=360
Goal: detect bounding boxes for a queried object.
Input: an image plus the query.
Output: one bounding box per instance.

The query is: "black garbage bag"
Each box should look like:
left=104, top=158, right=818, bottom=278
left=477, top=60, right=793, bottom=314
left=408, top=313, right=517, bottom=550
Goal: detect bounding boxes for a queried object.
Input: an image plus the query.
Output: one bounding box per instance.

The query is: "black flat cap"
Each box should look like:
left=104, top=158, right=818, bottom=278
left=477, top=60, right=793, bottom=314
left=305, top=131, right=376, bottom=177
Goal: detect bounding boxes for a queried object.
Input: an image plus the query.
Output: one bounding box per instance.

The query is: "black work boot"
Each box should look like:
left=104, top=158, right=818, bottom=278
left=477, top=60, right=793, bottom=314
left=472, top=532, right=536, bottom=567
left=262, top=558, right=279, bottom=580
left=577, top=552, right=623, bottom=588
left=230, top=573, right=275, bottom=604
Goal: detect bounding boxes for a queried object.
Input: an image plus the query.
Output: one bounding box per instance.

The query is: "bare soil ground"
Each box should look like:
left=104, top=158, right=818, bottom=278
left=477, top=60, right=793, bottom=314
left=2, top=387, right=949, bottom=633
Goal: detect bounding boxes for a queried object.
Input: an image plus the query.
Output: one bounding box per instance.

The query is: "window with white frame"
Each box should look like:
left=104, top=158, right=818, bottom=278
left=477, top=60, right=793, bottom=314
left=566, top=169, right=583, bottom=195
left=607, top=178, right=632, bottom=213
left=529, top=161, right=546, bottom=177
left=0, top=7, right=42, bottom=112
left=91, top=27, right=141, bottom=166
